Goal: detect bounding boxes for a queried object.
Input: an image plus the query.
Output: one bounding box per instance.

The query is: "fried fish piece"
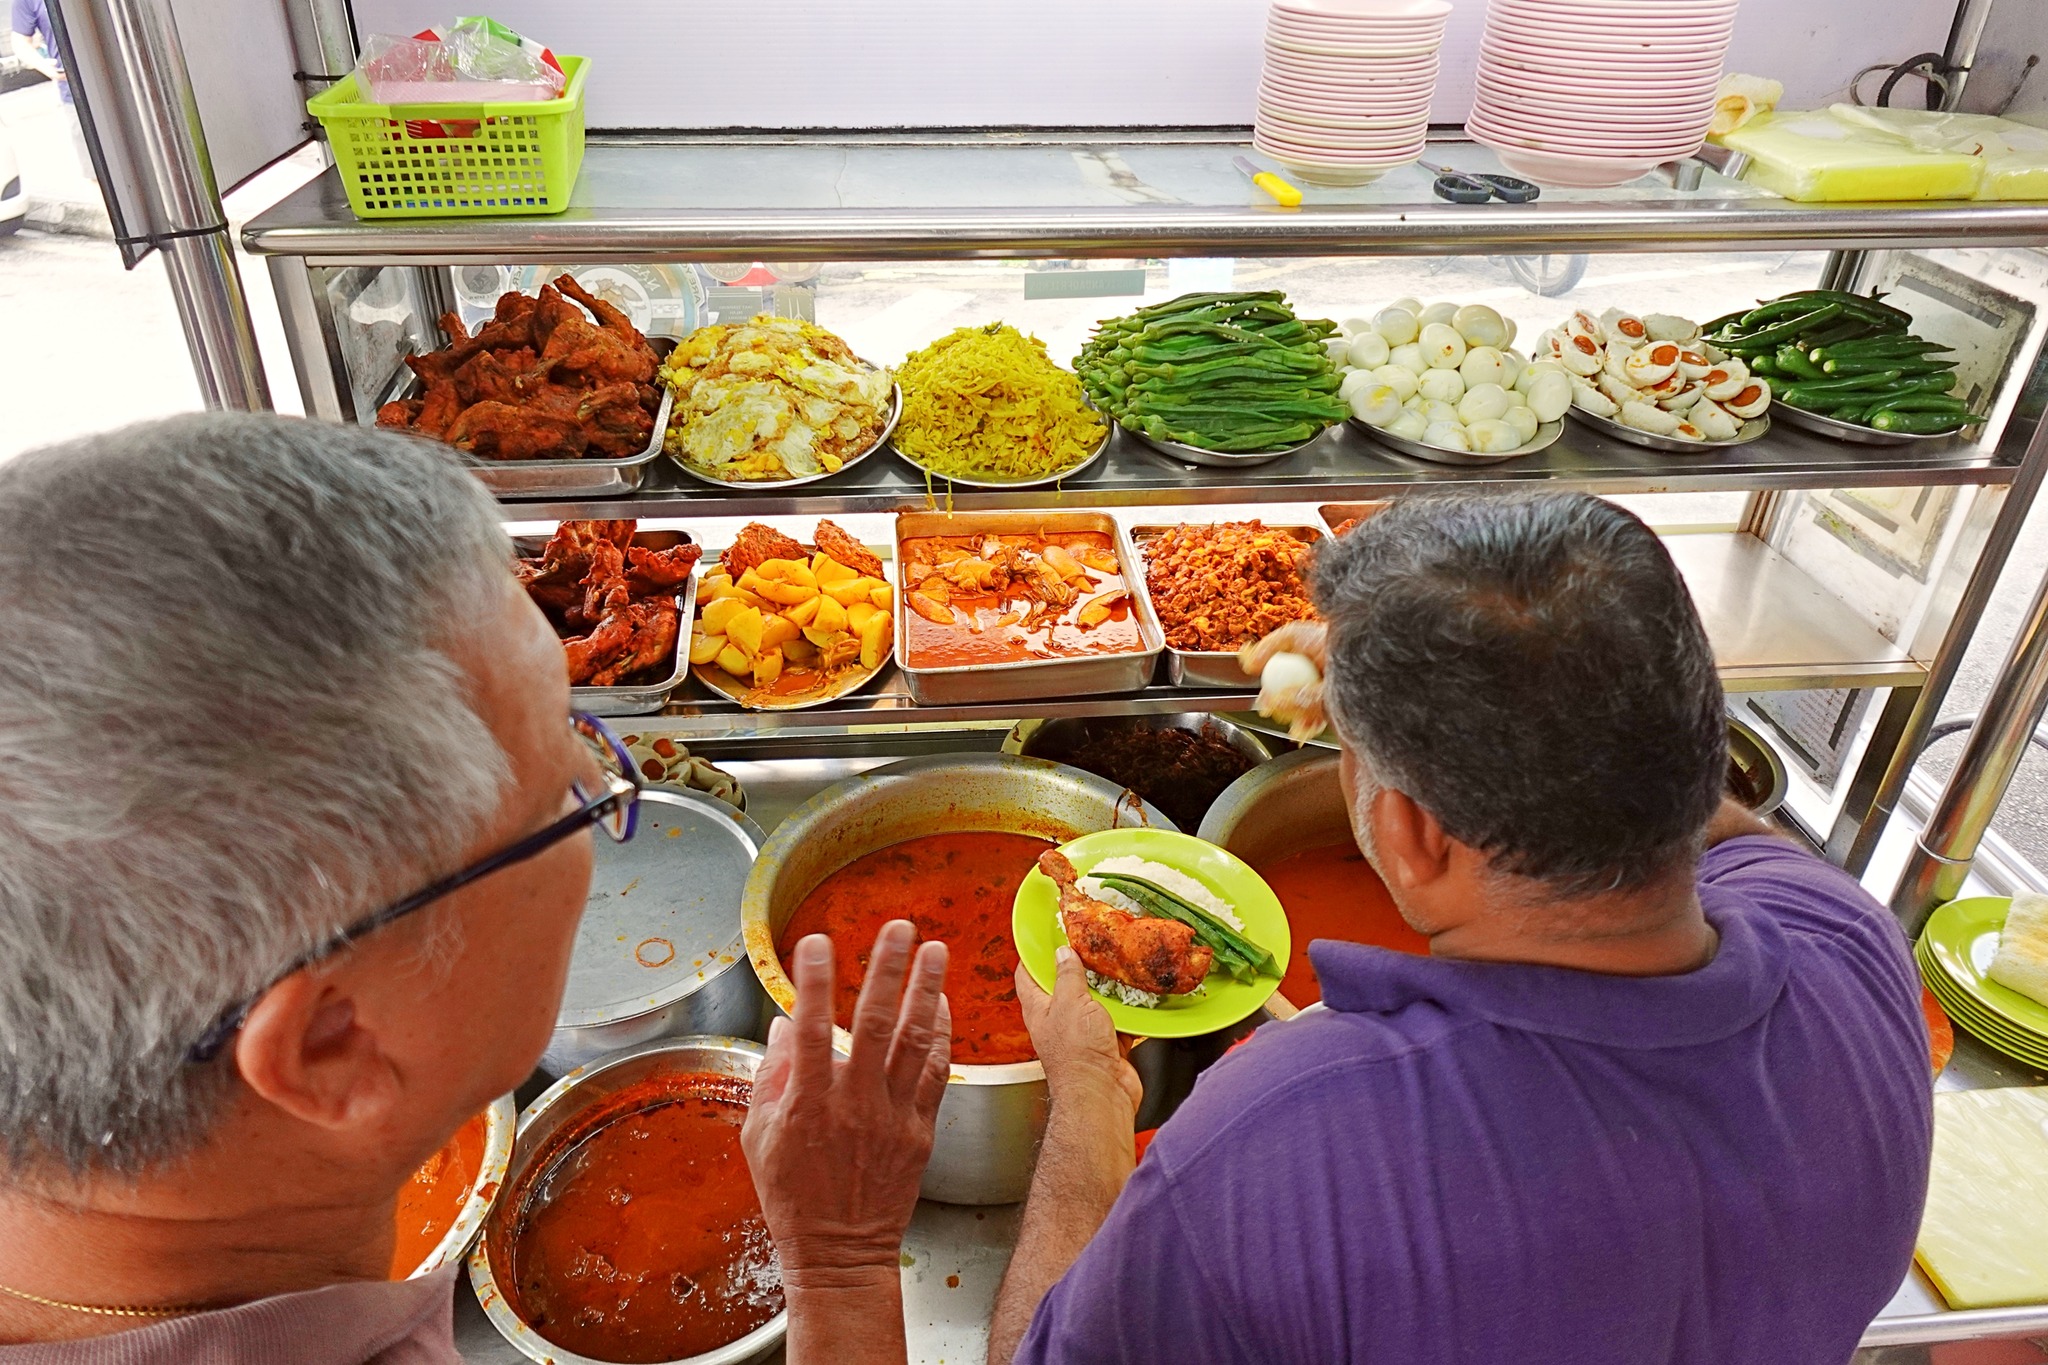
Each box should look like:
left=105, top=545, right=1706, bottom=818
left=813, top=518, right=885, bottom=579
left=721, top=523, right=808, bottom=581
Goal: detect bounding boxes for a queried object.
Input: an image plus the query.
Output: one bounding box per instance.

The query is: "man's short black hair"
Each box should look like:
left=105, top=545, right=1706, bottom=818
left=1312, top=491, right=1726, bottom=895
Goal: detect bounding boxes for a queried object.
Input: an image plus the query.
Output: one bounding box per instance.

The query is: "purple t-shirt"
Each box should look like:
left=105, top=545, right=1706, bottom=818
left=1016, top=836, right=1932, bottom=1365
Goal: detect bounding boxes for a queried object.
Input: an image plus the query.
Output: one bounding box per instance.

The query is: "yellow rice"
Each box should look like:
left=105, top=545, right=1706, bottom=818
left=895, top=323, right=1107, bottom=480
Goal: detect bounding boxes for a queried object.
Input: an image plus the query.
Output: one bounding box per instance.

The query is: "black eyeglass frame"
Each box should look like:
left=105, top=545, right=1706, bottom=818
left=186, top=711, right=642, bottom=1063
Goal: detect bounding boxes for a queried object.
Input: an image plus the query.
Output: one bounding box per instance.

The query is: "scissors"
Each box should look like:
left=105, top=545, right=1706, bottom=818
left=1418, top=159, right=1540, bottom=205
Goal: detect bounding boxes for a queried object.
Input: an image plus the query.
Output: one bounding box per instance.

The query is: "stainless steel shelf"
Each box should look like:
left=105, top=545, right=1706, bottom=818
left=501, top=422, right=2012, bottom=521
left=243, top=133, right=2048, bottom=264
left=611, top=531, right=1920, bottom=738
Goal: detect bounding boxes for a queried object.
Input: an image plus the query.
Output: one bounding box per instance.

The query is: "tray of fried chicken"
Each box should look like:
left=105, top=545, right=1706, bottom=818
left=688, top=520, right=895, bottom=711
left=515, top=520, right=702, bottom=716
left=377, top=277, right=673, bottom=500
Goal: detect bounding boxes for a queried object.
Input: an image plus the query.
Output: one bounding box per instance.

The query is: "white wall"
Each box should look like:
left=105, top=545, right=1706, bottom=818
left=347, top=0, right=1959, bottom=129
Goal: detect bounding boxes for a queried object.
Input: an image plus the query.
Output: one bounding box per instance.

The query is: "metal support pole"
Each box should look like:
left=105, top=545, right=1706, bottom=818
left=1942, top=0, right=1997, bottom=110
left=56, top=0, right=270, bottom=409
left=1837, top=351, right=2048, bottom=873
left=1892, top=560, right=2048, bottom=932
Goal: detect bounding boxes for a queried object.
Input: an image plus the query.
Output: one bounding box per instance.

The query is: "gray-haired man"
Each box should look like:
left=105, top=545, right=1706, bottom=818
left=0, top=413, right=943, bottom=1363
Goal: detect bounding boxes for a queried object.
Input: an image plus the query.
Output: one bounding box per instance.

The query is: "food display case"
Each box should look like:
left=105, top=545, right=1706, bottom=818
left=239, top=131, right=2048, bottom=1362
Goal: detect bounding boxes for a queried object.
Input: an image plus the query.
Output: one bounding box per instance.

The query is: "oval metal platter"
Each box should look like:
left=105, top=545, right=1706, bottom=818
left=893, top=416, right=1113, bottom=490
left=1770, top=401, right=1976, bottom=448
left=1350, top=416, right=1564, bottom=467
left=1119, top=419, right=1328, bottom=468
left=668, top=383, right=901, bottom=490
left=1567, top=404, right=1769, bottom=454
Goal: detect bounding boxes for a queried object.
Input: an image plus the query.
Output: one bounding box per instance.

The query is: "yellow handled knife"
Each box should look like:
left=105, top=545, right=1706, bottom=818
left=1234, top=155, right=1302, bottom=207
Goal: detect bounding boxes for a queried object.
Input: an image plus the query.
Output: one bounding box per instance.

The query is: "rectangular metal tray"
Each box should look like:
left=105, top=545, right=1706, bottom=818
left=395, top=337, right=675, bottom=501
left=894, top=510, right=1165, bottom=706
left=1128, top=522, right=1327, bottom=689
left=513, top=529, right=698, bottom=717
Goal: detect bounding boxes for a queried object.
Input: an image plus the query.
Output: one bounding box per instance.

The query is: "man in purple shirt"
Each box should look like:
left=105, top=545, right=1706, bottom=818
left=990, top=491, right=1932, bottom=1365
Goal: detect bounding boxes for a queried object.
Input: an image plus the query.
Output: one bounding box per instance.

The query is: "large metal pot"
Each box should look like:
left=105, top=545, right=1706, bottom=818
left=1198, top=749, right=1351, bottom=863
left=544, top=790, right=772, bottom=1076
left=741, top=754, right=1173, bottom=1205
left=471, top=1036, right=784, bottom=1365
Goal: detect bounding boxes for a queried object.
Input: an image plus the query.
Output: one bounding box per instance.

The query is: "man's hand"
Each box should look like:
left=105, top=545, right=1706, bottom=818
left=743, top=922, right=949, bottom=1288
left=1241, top=620, right=1332, bottom=743
left=988, top=949, right=1143, bottom=1365
left=1015, top=950, right=1141, bottom=1117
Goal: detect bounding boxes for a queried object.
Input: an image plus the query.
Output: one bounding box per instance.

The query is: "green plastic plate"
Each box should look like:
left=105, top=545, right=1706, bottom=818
left=1014, top=828, right=1290, bottom=1039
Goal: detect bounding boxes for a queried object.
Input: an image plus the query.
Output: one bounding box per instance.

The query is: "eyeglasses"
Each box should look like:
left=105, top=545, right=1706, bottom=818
left=186, top=712, right=642, bottom=1064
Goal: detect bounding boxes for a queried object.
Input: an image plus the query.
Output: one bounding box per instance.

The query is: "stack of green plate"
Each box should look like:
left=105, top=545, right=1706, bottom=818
left=1918, top=897, right=2048, bottom=1071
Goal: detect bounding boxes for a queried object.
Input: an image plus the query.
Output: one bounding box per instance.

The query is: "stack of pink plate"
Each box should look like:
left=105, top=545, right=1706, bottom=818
left=1469, top=0, right=1738, bottom=187
left=1255, top=0, right=1452, bottom=187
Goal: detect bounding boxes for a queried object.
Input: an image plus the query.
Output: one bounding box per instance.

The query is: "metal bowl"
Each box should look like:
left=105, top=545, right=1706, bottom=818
left=1008, top=714, right=1272, bottom=832
left=1726, top=716, right=1789, bottom=817
left=892, top=412, right=1113, bottom=490
left=403, top=1093, right=516, bottom=1280
left=1198, top=750, right=1351, bottom=864
left=471, top=1037, right=784, bottom=1365
left=1120, top=418, right=1328, bottom=468
left=740, top=754, right=1173, bottom=1204
left=1567, top=404, right=1769, bottom=454
left=1349, top=415, right=1564, bottom=467
left=543, top=790, right=771, bottom=1075
left=669, top=384, right=901, bottom=490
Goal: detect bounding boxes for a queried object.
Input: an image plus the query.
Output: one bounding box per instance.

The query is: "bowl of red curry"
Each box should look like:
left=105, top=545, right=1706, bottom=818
left=469, top=1037, right=786, bottom=1365
left=394, top=1094, right=515, bottom=1280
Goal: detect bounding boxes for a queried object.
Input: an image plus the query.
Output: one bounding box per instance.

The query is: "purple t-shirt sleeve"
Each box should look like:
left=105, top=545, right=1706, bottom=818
left=1700, top=834, right=1904, bottom=939
left=1012, top=1149, right=1253, bottom=1365
left=11, top=0, right=48, bottom=42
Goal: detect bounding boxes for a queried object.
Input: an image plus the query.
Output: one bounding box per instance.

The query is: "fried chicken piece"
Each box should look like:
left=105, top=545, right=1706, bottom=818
left=625, top=541, right=702, bottom=595
left=444, top=401, right=588, bottom=461
left=531, top=282, right=656, bottom=388
left=377, top=398, right=423, bottom=429
left=721, top=523, right=808, bottom=581
left=1036, top=850, right=1213, bottom=997
left=586, top=598, right=680, bottom=687
left=554, top=274, right=659, bottom=371
left=577, top=381, right=657, bottom=458
left=454, top=346, right=543, bottom=407
left=813, top=519, right=885, bottom=579
left=561, top=607, right=638, bottom=684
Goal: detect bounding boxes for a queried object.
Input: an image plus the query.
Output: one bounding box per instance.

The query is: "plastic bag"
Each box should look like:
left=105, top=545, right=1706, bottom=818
left=356, top=15, right=565, bottom=105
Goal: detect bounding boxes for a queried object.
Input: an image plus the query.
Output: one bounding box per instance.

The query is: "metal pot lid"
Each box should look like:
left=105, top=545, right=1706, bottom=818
left=556, top=789, right=767, bottom=1030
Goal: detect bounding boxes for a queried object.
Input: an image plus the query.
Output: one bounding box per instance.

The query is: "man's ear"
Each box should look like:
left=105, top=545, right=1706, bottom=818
left=1370, top=787, right=1456, bottom=893
left=235, top=970, right=403, bottom=1132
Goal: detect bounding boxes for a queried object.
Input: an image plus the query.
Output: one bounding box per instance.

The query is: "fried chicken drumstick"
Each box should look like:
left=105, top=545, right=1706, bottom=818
left=517, top=520, right=701, bottom=685
left=1038, top=849, right=1212, bottom=997
left=377, top=278, right=663, bottom=462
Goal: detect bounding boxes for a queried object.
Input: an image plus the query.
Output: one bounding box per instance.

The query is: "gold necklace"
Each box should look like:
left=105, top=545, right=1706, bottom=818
left=0, top=1280, right=202, bottom=1320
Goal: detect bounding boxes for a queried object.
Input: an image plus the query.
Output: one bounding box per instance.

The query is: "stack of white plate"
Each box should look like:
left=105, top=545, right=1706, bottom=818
left=1255, top=0, right=1452, bottom=187
left=1468, top=0, right=1739, bottom=188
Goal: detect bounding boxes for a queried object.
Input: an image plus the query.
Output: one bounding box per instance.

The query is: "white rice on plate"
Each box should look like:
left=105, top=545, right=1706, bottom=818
left=1069, top=856, right=1245, bottom=1009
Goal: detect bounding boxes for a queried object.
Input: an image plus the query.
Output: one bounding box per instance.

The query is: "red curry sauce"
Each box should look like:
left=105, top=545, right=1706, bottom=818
left=1256, top=841, right=1428, bottom=1006
left=779, top=831, right=1052, bottom=1064
left=505, top=1073, right=780, bottom=1363
left=390, top=1110, right=487, bottom=1279
left=901, top=532, right=1145, bottom=669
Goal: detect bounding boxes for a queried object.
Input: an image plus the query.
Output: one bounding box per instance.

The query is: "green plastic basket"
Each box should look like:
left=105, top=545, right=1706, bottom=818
left=308, top=54, right=587, bottom=219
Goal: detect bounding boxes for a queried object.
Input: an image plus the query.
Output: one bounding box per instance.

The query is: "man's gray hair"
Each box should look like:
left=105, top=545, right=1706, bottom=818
left=0, top=413, right=516, bottom=1176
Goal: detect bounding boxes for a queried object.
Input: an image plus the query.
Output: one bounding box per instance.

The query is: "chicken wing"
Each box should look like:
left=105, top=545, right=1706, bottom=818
left=625, top=541, right=703, bottom=595
left=1036, top=850, right=1213, bottom=997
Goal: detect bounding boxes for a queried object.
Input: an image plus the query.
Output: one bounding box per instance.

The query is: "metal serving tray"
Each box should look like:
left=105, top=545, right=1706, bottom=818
left=1771, top=400, right=1977, bottom=447
left=1118, top=418, right=1328, bottom=468
left=513, top=529, right=698, bottom=717
left=893, top=410, right=1112, bottom=490
left=1349, top=415, right=1563, bottom=467
left=690, top=530, right=894, bottom=711
left=1128, top=522, right=1327, bottom=688
left=1566, top=404, right=1769, bottom=455
left=893, top=510, right=1165, bottom=706
left=418, top=337, right=678, bottom=501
